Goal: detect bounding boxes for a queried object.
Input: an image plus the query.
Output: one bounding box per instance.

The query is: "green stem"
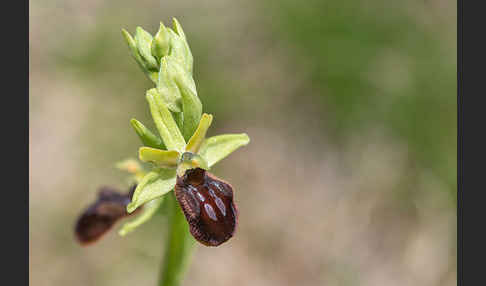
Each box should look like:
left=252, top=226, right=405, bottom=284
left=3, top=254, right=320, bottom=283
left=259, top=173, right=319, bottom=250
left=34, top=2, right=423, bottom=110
left=158, top=192, right=196, bottom=286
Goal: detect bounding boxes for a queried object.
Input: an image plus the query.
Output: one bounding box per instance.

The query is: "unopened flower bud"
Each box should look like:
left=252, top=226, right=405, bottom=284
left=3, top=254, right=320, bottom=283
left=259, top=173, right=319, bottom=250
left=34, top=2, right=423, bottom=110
left=152, top=22, right=170, bottom=60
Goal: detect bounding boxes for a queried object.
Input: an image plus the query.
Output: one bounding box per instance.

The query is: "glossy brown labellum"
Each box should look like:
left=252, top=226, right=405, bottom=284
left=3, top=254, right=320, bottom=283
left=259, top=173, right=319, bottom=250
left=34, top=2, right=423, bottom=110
left=175, top=168, right=238, bottom=247
left=74, top=185, right=138, bottom=245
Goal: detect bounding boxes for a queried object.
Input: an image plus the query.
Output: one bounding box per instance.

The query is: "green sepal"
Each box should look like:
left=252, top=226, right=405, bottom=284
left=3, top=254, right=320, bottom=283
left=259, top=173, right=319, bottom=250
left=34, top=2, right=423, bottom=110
left=146, top=89, right=186, bottom=152
left=172, top=111, right=184, bottom=131
left=118, top=196, right=164, bottom=236
left=159, top=55, right=201, bottom=136
left=172, top=18, right=193, bottom=74
left=174, top=69, right=202, bottom=141
left=130, top=118, right=166, bottom=150
left=121, top=29, right=158, bottom=84
left=139, top=147, right=180, bottom=168
left=126, top=168, right=176, bottom=213
left=152, top=22, right=170, bottom=60
left=186, top=113, right=212, bottom=153
left=135, top=27, right=159, bottom=71
left=167, top=29, right=193, bottom=75
left=157, top=57, right=182, bottom=113
left=158, top=192, right=195, bottom=286
left=158, top=54, right=201, bottom=140
left=198, top=133, right=250, bottom=167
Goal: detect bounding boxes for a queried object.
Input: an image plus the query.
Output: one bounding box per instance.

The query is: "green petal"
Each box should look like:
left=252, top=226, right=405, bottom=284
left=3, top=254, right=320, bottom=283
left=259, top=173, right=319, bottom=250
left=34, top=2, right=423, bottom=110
left=127, top=169, right=176, bottom=213
left=146, top=89, right=186, bottom=152
left=130, top=118, right=166, bottom=150
left=118, top=196, right=164, bottom=236
left=139, top=147, right=180, bottom=168
left=185, top=113, right=212, bottom=153
left=135, top=27, right=159, bottom=71
left=198, top=133, right=250, bottom=167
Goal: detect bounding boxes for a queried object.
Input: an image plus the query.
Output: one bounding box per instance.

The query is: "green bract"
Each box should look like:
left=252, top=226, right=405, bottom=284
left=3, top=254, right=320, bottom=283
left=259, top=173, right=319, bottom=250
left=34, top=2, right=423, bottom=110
left=119, top=18, right=249, bottom=286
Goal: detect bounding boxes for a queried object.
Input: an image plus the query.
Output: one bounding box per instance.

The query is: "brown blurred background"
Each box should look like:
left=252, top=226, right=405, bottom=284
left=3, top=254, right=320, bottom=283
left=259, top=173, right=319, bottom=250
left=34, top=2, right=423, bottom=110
left=29, top=0, right=456, bottom=285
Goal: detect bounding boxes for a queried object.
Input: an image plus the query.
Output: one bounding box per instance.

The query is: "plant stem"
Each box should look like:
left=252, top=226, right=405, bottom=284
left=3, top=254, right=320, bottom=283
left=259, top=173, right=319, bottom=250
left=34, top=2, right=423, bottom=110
left=158, top=192, right=196, bottom=286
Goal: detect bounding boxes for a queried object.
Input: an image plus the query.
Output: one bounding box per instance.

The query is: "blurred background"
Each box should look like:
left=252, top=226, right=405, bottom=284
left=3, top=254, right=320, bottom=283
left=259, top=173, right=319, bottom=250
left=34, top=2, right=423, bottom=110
left=29, top=0, right=456, bottom=285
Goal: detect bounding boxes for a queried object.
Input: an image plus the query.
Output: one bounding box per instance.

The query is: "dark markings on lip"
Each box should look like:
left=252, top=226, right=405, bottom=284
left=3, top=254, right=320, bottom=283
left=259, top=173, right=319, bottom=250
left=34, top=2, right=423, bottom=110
left=174, top=168, right=238, bottom=247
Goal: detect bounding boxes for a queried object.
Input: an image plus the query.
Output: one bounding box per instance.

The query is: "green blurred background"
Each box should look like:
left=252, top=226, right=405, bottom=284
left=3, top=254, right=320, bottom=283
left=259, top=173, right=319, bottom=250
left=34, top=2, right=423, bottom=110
left=29, top=0, right=456, bottom=285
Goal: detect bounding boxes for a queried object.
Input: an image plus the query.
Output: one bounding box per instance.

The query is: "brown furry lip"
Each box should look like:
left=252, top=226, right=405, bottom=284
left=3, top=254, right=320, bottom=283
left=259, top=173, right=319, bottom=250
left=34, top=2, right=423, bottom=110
left=174, top=168, right=238, bottom=246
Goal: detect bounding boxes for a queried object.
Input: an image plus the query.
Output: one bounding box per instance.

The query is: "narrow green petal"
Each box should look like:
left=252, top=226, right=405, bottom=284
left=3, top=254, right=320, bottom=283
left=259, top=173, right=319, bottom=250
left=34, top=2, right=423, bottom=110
left=127, top=168, right=176, bottom=213
left=198, top=133, right=250, bottom=167
left=186, top=113, right=212, bottom=153
left=139, top=147, right=180, bottom=168
left=135, top=27, right=159, bottom=71
left=130, top=118, right=166, bottom=150
left=118, top=196, right=164, bottom=236
left=146, top=89, right=186, bottom=152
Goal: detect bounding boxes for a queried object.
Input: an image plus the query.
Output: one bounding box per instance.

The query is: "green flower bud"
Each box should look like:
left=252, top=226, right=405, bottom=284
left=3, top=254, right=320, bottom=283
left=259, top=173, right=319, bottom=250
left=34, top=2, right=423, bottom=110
left=152, top=22, right=171, bottom=60
left=122, top=29, right=158, bottom=84
left=130, top=118, right=166, bottom=150
left=135, top=27, right=159, bottom=71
